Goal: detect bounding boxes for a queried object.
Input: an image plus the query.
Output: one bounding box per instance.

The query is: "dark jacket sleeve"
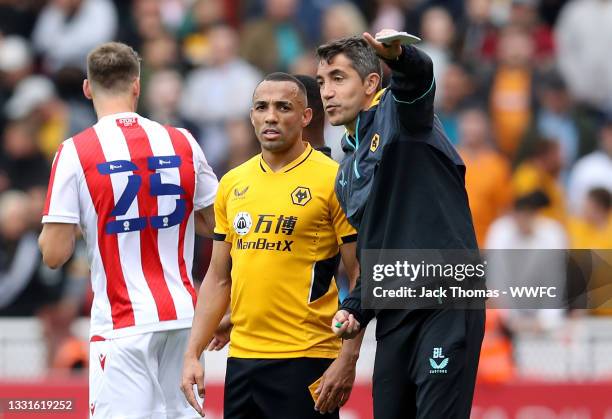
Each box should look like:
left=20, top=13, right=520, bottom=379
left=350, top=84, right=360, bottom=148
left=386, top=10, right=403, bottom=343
left=340, top=276, right=376, bottom=327
left=383, top=45, right=435, bottom=131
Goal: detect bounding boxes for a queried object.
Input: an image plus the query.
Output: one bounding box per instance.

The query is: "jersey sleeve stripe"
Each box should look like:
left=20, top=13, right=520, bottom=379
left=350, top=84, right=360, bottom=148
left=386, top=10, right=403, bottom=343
left=212, top=233, right=227, bottom=241
left=341, top=234, right=358, bottom=244
left=43, top=142, right=65, bottom=216
left=73, top=127, right=136, bottom=329
left=119, top=121, right=178, bottom=322
left=165, top=125, right=197, bottom=307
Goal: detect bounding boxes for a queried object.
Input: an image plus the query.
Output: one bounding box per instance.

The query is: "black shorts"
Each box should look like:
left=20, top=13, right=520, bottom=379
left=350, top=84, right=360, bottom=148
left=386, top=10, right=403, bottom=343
left=224, top=357, right=339, bottom=419
left=373, top=308, right=485, bottom=419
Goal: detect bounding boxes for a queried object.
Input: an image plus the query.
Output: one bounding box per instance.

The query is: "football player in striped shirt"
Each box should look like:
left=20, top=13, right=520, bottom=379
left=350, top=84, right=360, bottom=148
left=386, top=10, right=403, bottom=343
left=39, top=42, right=219, bottom=418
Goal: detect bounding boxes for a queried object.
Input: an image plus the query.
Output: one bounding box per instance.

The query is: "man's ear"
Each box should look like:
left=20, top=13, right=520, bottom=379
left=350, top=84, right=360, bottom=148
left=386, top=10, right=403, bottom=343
left=249, top=108, right=255, bottom=127
left=302, top=107, right=313, bottom=128
left=133, top=78, right=141, bottom=98
left=365, top=73, right=381, bottom=96
left=83, top=79, right=93, bottom=100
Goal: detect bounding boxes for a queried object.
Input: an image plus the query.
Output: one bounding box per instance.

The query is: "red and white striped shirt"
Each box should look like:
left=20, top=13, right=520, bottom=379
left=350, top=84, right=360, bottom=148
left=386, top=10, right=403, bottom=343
left=42, top=112, right=218, bottom=338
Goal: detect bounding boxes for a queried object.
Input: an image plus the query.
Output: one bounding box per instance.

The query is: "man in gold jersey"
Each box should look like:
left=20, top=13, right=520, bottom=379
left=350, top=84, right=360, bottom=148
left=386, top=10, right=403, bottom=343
left=181, top=72, right=362, bottom=418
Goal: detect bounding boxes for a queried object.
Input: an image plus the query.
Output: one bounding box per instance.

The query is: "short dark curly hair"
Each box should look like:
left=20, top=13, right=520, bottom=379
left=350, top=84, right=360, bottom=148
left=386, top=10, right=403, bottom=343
left=261, top=72, right=307, bottom=102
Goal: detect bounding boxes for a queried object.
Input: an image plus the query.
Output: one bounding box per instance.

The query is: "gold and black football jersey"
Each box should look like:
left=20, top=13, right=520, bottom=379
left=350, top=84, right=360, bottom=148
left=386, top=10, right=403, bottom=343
left=213, top=143, right=357, bottom=358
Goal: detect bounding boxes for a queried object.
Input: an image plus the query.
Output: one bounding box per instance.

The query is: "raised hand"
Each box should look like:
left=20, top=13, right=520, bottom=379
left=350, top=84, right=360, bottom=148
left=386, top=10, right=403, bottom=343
left=363, top=30, right=403, bottom=61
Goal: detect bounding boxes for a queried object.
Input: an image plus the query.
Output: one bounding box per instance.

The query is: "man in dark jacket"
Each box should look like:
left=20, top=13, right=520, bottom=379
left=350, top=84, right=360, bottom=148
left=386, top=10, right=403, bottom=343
left=294, top=74, right=333, bottom=158
left=316, top=30, right=485, bottom=419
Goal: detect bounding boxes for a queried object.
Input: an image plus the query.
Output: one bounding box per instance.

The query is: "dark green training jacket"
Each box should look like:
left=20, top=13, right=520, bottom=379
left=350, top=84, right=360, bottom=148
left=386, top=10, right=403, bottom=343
left=338, top=45, right=479, bottom=338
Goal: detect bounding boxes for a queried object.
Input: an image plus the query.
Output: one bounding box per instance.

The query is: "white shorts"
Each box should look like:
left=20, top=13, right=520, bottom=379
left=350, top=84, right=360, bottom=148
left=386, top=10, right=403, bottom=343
left=89, top=328, right=203, bottom=419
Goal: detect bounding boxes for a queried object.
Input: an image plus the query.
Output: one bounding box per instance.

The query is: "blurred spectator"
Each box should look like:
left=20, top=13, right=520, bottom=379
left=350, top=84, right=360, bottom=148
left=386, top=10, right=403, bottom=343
left=461, top=0, right=554, bottom=68
left=426, top=0, right=466, bottom=22
left=508, top=0, right=555, bottom=64
left=5, top=75, right=55, bottom=121
left=489, top=26, right=536, bottom=158
left=141, top=32, right=179, bottom=74
left=568, top=188, right=612, bottom=249
left=294, top=2, right=367, bottom=87
left=418, top=7, right=455, bottom=107
left=485, top=192, right=567, bottom=330
left=0, top=190, right=40, bottom=312
left=158, top=0, right=191, bottom=33
left=458, top=0, right=552, bottom=66
left=0, top=0, right=39, bottom=38
left=144, top=69, right=196, bottom=132
left=179, top=0, right=226, bottom=67
left=288, top=53, right=318, bottom=77
left=179, top=0, right=225, bottom=38
left=556, top=0, right=612, bottom=110
left=321, top=2, right=367, bottom=44
left=293, top=74, right=326, bottom=152
left=458, top=107, right=513, bottom=246
left=566, top=188, right=612, bottom=314
left=0, top=35, right=34, bottom=134
left=437, top=62, right=478, bottom=144
left=4, top=75, right=92, bottom=160
left=457, top=0, right=498, bottom=64
left=139, top=32, right=180, bottom=113
left=287, top=0, right=327, bottom=46
left=0, top=119, right=50, bottom=191
left=567, top=117, right=612, bottom=214
left=485, top=191, right=567, bottom=251
left=370, top=0, right=405, bottom=35
left=119, top=0, right=168, bottom=53
left=0, top=188, right=77, bottom=367
left=0, top=36, right=33, bottom=89
left=32, top=0, right=118, bottom=73
left=512, top=139, right=566, bottom=223
left=52, top=67, right=96, bottom=136
left=180, top=24, right=261, bottom=171
left=225, top=118, right=259, bottom=171
left=240, top=0, right=305, bottom=73
left=516, top=70, right=598, bottom=171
